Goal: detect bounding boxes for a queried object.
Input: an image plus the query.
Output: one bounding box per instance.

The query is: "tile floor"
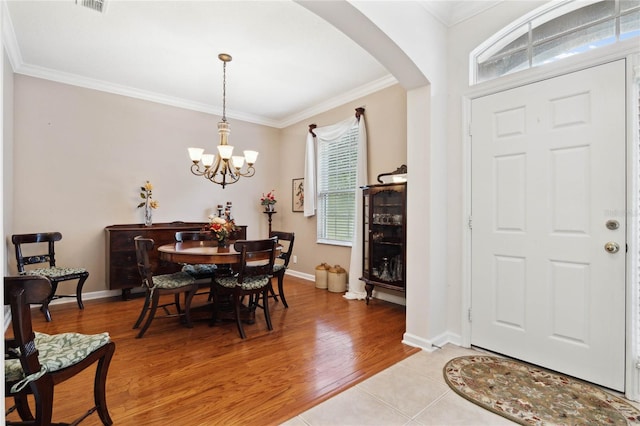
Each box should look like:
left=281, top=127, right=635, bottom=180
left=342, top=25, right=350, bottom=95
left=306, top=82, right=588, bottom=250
left=282, top=344, right=516, bottom=426
left=282, top=343, right=640, bottom=426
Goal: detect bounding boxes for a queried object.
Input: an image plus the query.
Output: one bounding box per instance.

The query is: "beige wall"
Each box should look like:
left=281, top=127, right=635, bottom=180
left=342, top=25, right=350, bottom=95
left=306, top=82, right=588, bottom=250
left=8, top=74, right=406, bottom=295
left=10, top=75, right=281, bottom=294
left=277, top=84, right=406, bottom=282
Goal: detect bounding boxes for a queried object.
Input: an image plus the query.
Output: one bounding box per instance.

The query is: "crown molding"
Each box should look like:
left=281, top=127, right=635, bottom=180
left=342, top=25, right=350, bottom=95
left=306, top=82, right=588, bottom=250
left=277, top=74, right=398, bottom=128
left=8, top=58, right=397, bottom=129
left=2, top=1, right=22, bottom=71
left=2, top=0, right=398, bottom=130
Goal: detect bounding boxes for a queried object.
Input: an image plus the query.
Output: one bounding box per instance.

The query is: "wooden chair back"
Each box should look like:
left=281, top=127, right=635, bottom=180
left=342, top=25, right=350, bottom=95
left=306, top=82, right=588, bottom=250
left=11, top=232, right=63, bottom=272
left=233, top=237, right=278, bottom=283
left=175, top=231, right=215, bottom=242
left=134, top=236, right=156, bottom=289
left=269, top=231, right=295, bottom=268
left=4, top=276, right=51, bottom=378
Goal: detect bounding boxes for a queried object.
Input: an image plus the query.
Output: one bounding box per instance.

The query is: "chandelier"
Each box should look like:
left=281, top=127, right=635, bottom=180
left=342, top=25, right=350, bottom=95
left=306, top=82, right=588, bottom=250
left=188, top=53, right=258, bottom=188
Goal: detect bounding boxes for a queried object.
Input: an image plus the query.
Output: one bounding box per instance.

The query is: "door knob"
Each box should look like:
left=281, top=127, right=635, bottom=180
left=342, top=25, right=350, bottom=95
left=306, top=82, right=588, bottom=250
left=604, top=242, right=620, bottom=253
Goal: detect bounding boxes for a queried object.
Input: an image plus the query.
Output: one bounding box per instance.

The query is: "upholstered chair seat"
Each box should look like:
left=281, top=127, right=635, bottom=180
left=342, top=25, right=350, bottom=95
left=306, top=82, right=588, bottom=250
left=24, top=266, right=88, bottom=278
left=150, top=272, right=195, bottom=290
left=6, top=331, right=111, bottom=390
left=181, top=263, right=217, bottom=277
left=214, top=275, right=271, bottom=291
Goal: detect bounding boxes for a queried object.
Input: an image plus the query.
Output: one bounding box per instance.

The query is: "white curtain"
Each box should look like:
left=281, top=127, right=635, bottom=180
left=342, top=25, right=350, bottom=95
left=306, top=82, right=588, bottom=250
left=303, top=115, right=368, bottom=300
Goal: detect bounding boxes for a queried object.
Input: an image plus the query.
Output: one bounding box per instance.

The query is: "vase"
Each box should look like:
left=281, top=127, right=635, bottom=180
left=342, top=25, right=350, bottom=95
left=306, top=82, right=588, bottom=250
left=265, top=204, right=275, bottom=212
left=379, top=257, right=392, bottom=281
left=218, top=237, right=228, bottom=248
left=144, top=198, right=153, bottom=227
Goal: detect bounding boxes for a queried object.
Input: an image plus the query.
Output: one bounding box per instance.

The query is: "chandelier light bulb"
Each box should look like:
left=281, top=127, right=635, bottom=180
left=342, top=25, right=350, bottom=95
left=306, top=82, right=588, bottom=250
left=188, top=147, right=204, bottom=163
left=201, top=154, right=215, bottom=167
left=217, top=145, right=234, bottom=160
left=244, top=150, right=259, bottom=165
left=231, top=156, right=245, bottom=169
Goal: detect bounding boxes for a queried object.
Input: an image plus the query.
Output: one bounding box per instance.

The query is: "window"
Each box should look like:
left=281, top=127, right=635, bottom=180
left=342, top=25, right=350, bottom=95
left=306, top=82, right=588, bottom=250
left=471, top=0, right=640, bottom=84
left=317, top=125, right=358, bottom=245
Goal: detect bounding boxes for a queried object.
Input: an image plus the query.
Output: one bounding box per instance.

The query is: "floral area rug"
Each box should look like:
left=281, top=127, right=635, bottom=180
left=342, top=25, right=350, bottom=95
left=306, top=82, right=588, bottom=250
left=444, top=355, right=640, bottom=425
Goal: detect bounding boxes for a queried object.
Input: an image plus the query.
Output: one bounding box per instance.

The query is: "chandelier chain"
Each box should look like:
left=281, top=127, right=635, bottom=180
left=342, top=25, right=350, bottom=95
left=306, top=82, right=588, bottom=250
left=222, top=60, right=227, bottom=122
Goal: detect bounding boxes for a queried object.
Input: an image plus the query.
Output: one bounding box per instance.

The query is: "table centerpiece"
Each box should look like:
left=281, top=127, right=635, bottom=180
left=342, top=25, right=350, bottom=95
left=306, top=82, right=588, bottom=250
left=206, top=215, right=237, bottom=248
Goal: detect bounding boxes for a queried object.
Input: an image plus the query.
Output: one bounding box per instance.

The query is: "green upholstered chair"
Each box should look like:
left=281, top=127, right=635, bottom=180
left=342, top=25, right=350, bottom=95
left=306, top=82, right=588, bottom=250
left=11, top=232, right=89, bottom=322
left=174, top=231, right=221, bottom=308
left=210, top=237, right=278, bottom=339
left=174, top=231, right=219, bottom=280
left=4, top=275, right=115, bottom=425
left=133, top=236, right=198, bottom=338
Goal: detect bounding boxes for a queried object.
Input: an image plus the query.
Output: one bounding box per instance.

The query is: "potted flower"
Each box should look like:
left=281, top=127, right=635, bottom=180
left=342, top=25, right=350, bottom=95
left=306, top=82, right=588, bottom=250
left=137, top=180, right=159, bottom=226
left=206, top=215, right=237, bottom=248
left=260, top=190, right=277, bottom=212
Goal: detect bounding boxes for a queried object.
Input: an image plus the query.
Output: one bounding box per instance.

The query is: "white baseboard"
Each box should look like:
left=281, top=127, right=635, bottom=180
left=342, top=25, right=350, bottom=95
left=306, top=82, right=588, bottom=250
left=45, top=271, right=312, bottom=307
left=46, top=289, right=123, bottom=305
left=285, top=269, right=314, bottom=282
left=402, top=332, right=436, bottom=351
left=44, top=270, right=409, bottom=310
left=402, top=331, right=464, bottom=352
left=431, top=331, right=463, bottom=348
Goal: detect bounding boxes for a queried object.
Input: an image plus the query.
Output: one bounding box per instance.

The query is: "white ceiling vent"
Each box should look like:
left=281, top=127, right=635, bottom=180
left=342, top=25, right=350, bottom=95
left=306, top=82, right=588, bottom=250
left=76, top=0, right=107, bottom=14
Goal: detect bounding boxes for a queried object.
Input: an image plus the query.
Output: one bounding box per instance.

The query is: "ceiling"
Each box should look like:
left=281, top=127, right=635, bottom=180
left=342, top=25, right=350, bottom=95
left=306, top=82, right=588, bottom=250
left=4, top=1, right=500, bottom=128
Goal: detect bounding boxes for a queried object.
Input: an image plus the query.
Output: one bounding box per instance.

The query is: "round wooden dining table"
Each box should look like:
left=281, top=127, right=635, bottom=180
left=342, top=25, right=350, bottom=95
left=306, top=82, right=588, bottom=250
left=157, top=240, right=242, bottom=265
left=157, top=240, right=280, bottom=265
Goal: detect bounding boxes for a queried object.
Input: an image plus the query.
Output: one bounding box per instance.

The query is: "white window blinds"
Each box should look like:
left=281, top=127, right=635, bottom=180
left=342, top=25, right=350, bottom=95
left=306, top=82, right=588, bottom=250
left=317, top=126, right=358, bottom=244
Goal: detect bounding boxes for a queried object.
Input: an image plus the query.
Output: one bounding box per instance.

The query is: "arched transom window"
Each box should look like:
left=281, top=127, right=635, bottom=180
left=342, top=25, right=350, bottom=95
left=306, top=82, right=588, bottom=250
left=471, top=0, right=639, bottom=84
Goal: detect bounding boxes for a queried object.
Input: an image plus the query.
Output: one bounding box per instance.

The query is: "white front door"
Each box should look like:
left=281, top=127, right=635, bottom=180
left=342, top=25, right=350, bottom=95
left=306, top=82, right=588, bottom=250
left=470, top=60, right=626, bottom=391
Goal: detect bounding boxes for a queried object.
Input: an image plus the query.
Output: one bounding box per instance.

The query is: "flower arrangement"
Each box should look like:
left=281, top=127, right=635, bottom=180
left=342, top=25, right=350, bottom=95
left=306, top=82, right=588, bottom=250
left=206, top=215, right=237, bottom=245
left=137, top=180, right=158, bottom=226
left=137, top=181, right=159, bottom=210
left=260, top=190, right=277, bottom=206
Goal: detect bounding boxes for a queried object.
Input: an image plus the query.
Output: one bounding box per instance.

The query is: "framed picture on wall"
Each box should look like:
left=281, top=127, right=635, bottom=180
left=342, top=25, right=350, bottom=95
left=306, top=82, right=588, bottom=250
left=292, top=178, right=304, bottom=212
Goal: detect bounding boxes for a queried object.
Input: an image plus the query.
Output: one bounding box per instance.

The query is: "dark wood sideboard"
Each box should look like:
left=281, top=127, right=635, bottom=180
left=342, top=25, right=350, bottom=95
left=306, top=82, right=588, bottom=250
left=105, top=222, right=247, bottom=299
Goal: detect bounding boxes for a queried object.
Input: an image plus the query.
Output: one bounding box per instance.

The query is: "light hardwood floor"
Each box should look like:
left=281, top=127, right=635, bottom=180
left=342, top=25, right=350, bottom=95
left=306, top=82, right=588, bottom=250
left=285, top=344, right=517, bottom=426
left=5, top=275, right=418, bottom=425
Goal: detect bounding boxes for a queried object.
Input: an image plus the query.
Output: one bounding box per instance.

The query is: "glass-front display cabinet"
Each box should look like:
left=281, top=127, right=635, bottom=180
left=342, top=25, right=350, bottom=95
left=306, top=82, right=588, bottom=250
left=360, top=181, right=406, bottom=304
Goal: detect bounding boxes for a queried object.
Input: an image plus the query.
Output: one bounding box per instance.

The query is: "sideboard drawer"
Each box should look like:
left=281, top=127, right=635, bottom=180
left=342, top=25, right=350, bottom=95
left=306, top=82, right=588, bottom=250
left=108, top=231, right=141, bottom=252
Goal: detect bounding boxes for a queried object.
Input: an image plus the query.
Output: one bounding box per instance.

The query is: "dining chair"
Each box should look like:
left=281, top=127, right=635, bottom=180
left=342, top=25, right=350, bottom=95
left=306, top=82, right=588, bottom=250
left=11, top=232, right=89, bottom=322
left=174, top=231, right=221, bottom=308
left=175, top=231, right=219, bottom=277
left=268, top=231, right=295, bottom=308
left=133, top=236, right=198, bottom=338
left=210, top=237, right=278, bottom=339
left=4, top=275, right=116, bottom=425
